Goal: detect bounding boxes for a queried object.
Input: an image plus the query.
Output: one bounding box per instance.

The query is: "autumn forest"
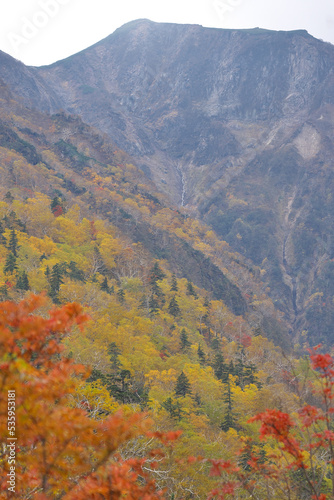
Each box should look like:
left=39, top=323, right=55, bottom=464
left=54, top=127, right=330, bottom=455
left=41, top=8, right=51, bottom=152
left=1, top=21, right=334, bottom=500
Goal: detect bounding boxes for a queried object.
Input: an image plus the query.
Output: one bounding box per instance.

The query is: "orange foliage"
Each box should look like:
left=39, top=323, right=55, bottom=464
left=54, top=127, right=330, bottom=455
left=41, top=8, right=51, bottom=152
left=0, top=295, right=172, bottom=499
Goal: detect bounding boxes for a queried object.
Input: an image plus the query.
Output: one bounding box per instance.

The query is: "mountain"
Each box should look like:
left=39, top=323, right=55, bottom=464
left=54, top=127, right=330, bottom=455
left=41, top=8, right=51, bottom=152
left=1, top=19, right=334, bottom=344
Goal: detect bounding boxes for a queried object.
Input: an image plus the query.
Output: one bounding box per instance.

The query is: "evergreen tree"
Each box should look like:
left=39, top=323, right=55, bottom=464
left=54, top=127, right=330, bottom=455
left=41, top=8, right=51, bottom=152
left=0, top=284, right=8, bottom=301
left=175, top=371, right=191, bottom=397
left=4, top=191, right=14, bottom=203
left=180, top=329, right=191, bottom=351
left=170, top=273, right=178, bottom=292
left=100, top=277, right=110, bottom=293
left=186, top=280, right=198, bottom=298
left=204, top=297, right=211, bottom=309
left=16, top=271, right=30, bottom=291
left=148, top=295, right=159, bottom=315
left=49, top=263, right=65, bottom=302
left=197, top=344, right=206, bottom=365
left=221, top=378, right=236, bottom=432
left=168, top=296, right=181, bottom=317
left=4, top=253, right=17, bottom=274
left=0, top=221, right=6, bottom=245
left=211, top=337, right=220, bottom=350
left=162, top=397, right=183, bottom=420
left=7, top=229, right=18, bottom=257
left=117, top=288, right=125, bottom=303
left=148, top=262, right=166, bottom=285
left=213, top=352, right=228, bottom=382
left=162, top=397, right=175, bottom=418
left=107, top=342, right=121, bottom=372
left=45, top=265, right=50, bottom=280
left=68, top=261, right=85, bottom=282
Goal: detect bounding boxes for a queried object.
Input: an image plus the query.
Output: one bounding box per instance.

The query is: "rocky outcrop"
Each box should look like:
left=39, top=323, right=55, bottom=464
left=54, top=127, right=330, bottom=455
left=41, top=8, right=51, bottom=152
left=1, top=19, right=334, bottom=343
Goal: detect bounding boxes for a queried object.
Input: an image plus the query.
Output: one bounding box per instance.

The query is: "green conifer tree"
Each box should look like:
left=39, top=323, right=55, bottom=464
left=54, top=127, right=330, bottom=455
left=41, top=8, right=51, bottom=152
left=149, top=262, right=166, bottom=285
left=221, top=378, right=236, bottom=432
left=148, top=295, right=159, bottom=315
left=68, top=261, right=85, bottom=282
left=4, top=253, right=17, bottom=274
left=16, top=271, right=30, bottom=291
left=197, top=344, right=206, bottom=365
left=0, top=221, right=6, bottom=245
left=186, top=280, right=198, bottom=298
left=0, top=284, right=8, bottom=301
left=49, top=263, right=65, bottom=302
left=168, top=296, right=181, bottom=317
left=45, top=265, right=50, bottom=281
left=204, top=297, right=211, bottom=309
left=170, top=273, right=178, bottom=292
left=180, top=329, right=191, bottom=351
left=213, top=352, right=228, bottom=382
left=4, top=191, right=14, bottom=204
left=117, top=288, right=125, bottom=303
left=175, top=371, right=191, bottom=397
left=211, top=337, right=220, bottom=350
left=7, top=229, right=18, bottom=257
left=100, top=277, right=110, bottom=293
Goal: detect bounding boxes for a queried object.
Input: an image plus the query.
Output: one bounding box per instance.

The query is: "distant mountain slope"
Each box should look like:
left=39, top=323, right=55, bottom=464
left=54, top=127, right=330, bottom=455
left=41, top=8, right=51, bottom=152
left=0, top=19, right=333, bottom=343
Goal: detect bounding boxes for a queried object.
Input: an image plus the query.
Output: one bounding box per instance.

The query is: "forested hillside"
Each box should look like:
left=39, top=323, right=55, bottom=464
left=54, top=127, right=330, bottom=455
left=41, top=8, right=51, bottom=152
left=18, top=19, right=333, bottom=345
left=0, top=20, right=333, bottom=499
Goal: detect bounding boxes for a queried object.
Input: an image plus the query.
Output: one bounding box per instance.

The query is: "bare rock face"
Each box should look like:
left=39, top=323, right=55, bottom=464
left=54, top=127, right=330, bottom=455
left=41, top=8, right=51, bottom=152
left=1, top=19, right=334, bottom=343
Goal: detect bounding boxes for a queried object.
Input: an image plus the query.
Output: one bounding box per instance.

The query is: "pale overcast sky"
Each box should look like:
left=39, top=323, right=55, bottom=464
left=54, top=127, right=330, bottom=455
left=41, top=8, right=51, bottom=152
left=1, top=0, right=333, bottom=66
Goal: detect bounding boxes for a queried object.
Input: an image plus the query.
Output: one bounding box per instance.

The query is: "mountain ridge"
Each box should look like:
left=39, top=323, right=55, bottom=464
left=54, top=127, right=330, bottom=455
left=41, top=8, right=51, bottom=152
left=0, top=20, right=333, bottom=344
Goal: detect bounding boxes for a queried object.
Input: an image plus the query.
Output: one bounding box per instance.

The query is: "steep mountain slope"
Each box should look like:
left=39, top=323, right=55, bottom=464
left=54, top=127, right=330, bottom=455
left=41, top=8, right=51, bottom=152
left=0, top=75, right=292, bottom=345
left=1, top=19, right=333, bottom=343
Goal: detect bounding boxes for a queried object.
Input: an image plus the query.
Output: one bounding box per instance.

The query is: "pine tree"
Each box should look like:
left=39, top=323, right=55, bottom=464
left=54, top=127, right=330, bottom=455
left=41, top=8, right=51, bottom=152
left=45, top=265, right=50, bottom=280
left=211, top=337, right=220, bottom=350
left=7, top=229, right=18, bottom=257
left=49, top=263, right=65, bottom=302
left=170, top=273, right=178, bottom=292
left=68, top=261, right=85, bottom=282
left=180, top=329, right=191, bottom=351
left=4, top=191, right=14, bottom=203
left=175, top=371, right=191, bottom=397
left=162, top=397, right=183, bottom=420
left=107, top=342, right=121, bottom=372
left=204, top=297, right=211, bottom=309
left=4, top=253, right=18, bottom=274
left=221, top=378, right=236, bottom=432
left=149, top=262, right=166, bottom=285
left=168, top=296, right=181, bottom=317
left=0, top=221, right=6, bottom=245
left=0, top=284, right=8, bottom=301
left=16, top=271, right=30, bottom=291
left=148, top=295, right=159, bottom=315
left=197, top=344, right=206, bottom=365
left=117, top=288, right=125, bottom=303
left=186, top=280, right=198, bottom=298
left=100, top=277, right=110, bottom=293
left=213, top=352, right=228, bottom=382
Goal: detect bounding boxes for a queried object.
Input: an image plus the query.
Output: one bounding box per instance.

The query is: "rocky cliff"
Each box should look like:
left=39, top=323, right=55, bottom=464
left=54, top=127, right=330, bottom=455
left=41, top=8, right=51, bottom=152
left=1, top=19, right=334, bottom=344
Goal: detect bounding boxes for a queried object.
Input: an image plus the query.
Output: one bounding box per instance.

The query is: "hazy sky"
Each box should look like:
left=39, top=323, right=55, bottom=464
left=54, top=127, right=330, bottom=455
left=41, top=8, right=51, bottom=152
left=1, top=0, right=333, bottom=66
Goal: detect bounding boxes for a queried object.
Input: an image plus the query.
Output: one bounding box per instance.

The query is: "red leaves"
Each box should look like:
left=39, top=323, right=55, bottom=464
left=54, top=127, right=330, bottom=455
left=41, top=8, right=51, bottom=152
left=52, top=204, right=63, bottom=217
left=248, top=409, right=304, bottom=463
left=209, top=460, right=240, bottom=477
left=249, top=409, right=294, bottom=440
left=208, top=481, right=237, bottom=499
left=0, top=295, right=173, bottom=499
left=308, top=345, right=334, bottom=376
left=298, top=405, right=324, bottom=427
